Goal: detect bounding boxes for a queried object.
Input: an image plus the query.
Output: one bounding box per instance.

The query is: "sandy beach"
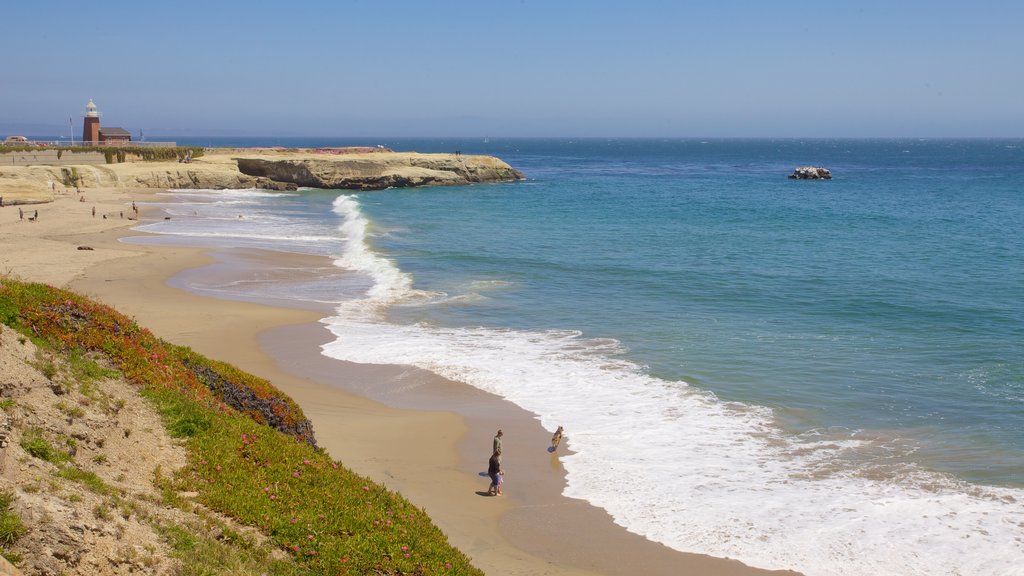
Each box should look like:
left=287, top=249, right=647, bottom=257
left=0, top=187, right=798, bottom=575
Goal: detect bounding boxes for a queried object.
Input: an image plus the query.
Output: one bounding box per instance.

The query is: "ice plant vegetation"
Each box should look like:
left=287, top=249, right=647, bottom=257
left=0, top=279, right=482, bottom=575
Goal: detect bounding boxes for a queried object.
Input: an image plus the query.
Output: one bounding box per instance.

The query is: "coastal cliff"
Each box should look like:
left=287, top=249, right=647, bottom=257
left=0, top=149, right=524, bottom=203
left=236, top=152, right=524, bottom=191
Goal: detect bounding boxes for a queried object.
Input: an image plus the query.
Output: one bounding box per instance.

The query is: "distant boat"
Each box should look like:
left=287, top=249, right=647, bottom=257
left=483, top=137, right=490, bottom=144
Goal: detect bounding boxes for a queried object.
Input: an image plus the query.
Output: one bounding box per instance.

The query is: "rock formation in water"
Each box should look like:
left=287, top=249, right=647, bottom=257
left=789, top=166, right=832, bottom=180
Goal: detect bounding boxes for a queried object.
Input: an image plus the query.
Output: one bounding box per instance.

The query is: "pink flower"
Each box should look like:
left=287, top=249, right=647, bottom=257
left=307, top=534, right=314, bottom=540
left=269, top=495, right=276, bottom=500
left=402, top=546, right=409, bottom=552
left=362, top=486, right=369, bottom=491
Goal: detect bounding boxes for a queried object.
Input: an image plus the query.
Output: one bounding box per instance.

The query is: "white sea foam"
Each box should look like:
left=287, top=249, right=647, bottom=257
left=159, top=188, right=298, bottom=198
left=330, top=196, right=434, bottom=310
left=133, top=189, right=346, bottom=257
left=132, top=227, right=338, bottom=245
left=319, top=195, right=1024, bottom=576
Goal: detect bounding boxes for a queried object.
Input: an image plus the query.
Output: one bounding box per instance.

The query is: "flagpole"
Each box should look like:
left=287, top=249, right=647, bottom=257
left=69, top=117, right=74, bottom=146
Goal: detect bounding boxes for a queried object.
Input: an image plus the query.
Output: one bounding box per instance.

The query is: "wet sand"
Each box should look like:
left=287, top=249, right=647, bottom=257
left=1, top=187, right=798, bottom=575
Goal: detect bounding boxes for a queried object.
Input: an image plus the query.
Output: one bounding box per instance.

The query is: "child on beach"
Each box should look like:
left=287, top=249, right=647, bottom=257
left=551, top=425, right=564, bottom=450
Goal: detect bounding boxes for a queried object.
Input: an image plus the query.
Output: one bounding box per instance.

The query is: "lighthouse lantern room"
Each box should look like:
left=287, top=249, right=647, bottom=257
left=82, top=99, right=101, bottom=144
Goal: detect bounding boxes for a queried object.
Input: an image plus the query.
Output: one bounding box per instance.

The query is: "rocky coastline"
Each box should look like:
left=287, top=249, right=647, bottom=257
left=0, top=148, right=525, bottom=203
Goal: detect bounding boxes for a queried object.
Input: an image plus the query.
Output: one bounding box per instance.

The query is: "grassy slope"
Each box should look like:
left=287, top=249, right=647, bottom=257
left=0, top=278, right=483, bottom=575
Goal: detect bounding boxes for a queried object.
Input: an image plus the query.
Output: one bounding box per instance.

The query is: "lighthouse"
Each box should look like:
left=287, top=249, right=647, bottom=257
left=82, top=99, right=101, bottom=144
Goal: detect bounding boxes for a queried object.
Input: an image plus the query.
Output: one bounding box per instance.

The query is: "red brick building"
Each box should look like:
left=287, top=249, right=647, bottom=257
left=81, top=99, right=131, bottom=145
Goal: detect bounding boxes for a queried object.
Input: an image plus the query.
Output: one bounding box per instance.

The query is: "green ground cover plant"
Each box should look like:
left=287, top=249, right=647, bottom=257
left=0, top=490, right=27, bottom=562
left=0, top=278, right=482, bottom=575
left=19, top=427, right=72, bottom=465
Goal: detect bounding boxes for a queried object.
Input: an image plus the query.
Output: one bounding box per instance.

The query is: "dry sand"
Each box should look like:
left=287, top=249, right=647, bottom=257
left=0, top=187, right=799, bottom=575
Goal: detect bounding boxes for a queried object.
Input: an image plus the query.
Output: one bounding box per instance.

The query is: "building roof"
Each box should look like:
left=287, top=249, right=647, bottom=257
left=99, top=127, right=131, bottom=137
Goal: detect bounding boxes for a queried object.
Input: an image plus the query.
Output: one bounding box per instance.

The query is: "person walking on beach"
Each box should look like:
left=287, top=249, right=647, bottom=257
left=487, top=449, right=503, bottom=496
left=493, top=429, right=503, bottom=454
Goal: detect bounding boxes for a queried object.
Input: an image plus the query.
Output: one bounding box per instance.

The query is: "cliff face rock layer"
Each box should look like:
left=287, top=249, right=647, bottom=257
left=235, top=152, right=524, bottom=190
left=0, top=164, right=293, bottom=201
left=0, top=150, right=523, bottom=203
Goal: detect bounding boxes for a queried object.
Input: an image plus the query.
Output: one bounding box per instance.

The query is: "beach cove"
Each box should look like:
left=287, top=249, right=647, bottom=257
left=3, top=138, right=1023, bottom=576
left=6, top=0, right=1024, bottom=570
left=0, top=183, right=794, bottom=573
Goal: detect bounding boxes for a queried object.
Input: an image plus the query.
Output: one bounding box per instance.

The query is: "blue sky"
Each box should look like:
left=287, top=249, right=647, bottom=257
left=2, top=0, right=1021, bottom=138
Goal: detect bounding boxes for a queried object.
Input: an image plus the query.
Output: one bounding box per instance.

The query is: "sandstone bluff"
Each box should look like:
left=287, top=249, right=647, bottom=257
left=0, top=148, right=525, bottom=203
left=236, top=153, right=523, bottom=191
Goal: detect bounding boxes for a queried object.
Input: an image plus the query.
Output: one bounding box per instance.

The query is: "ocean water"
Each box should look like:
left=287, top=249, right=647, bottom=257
left=131, top=138, right=1024, bottom=576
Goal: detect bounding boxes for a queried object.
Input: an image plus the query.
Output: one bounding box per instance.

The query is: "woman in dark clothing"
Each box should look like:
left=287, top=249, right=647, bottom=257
left=487, top=449, right=503, bottom=496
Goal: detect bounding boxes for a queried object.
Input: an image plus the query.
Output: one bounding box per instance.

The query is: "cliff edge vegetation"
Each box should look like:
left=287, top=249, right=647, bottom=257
left=0, top=278, right=483, bottom=575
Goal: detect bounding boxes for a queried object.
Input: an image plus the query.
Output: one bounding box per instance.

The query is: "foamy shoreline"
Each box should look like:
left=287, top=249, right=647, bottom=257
left=0, top=186, right=794, bottom=575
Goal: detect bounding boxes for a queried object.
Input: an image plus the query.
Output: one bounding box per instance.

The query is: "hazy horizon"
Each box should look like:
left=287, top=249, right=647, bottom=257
left=2, top=1, right=1022, bottom=139
left=7, top=127, right=1024, bottom=142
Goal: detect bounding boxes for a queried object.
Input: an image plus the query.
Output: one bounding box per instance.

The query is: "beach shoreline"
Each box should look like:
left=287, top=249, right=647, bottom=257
left=0, top=187, right=796, bottom=575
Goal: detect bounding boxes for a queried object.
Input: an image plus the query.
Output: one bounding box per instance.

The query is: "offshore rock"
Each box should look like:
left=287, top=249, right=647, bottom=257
left=235, top=152, right=525, bottom=191
left=789, top=166, right=832, bottom=180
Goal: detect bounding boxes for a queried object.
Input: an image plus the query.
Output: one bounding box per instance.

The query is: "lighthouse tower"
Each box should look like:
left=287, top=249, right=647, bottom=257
left=82, top=99, right=101, bottom=144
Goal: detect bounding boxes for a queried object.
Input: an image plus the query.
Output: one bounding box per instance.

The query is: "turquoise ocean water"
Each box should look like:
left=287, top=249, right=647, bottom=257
left=131, top=138, right=1024, bottom=576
